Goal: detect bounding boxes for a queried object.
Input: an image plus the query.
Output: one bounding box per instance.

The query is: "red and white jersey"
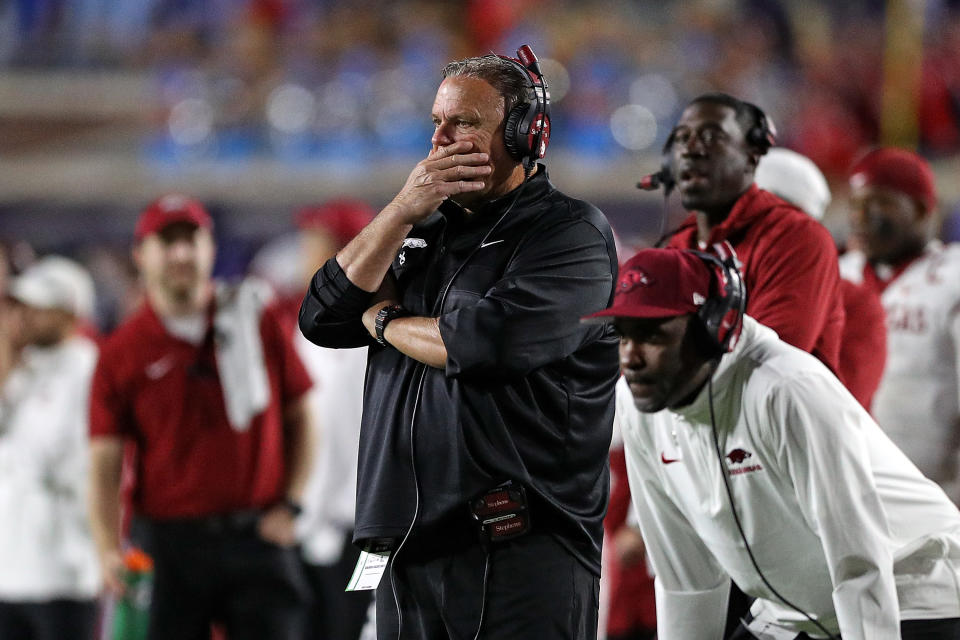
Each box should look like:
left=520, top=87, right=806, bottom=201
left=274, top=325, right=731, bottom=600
left=840, top=242, right=960, bottom=499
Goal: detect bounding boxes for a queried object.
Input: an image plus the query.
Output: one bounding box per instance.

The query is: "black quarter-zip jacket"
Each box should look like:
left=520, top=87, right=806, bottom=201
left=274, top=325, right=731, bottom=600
left=299, top=166, right=619, bottom=574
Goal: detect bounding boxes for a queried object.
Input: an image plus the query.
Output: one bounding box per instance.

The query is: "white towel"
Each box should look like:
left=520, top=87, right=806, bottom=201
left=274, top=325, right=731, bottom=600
left=213, top=277, right=275, bottom=432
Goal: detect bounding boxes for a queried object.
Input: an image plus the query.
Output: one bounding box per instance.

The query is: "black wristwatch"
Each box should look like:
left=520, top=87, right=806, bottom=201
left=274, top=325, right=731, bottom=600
left=375, top=304, right=408, bottom=346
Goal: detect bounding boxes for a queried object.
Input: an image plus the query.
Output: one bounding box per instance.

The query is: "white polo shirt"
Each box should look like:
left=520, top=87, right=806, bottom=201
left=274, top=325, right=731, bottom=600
left=0, top=335, right=101, bottom=600
left=618, top=316, right=960, bottom=640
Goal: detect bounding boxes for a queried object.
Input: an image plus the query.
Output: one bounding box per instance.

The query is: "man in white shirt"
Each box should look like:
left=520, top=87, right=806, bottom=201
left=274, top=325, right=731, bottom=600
left=0, top=256, right=101, bottom=640
left=250, top=199, right=376, bottom=640
left=839, top=147, right=960, bottom=503
left=584, top=246, right=960, bottom=640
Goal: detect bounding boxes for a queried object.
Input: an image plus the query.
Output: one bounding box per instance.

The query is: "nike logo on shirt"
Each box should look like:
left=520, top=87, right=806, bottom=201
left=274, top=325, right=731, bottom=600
left=145, top=355, right=176, bottom=380
left=661, top=452, right=681, bottom=465
left=480, top=239, right=505, bottom=248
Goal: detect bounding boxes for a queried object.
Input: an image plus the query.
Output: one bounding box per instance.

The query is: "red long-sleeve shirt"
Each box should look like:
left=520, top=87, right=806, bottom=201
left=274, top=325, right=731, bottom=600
left=668, top=184, right=845, bottom=374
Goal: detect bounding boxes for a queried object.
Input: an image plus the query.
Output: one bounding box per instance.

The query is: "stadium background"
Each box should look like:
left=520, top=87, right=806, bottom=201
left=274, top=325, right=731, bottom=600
left=1, top=0, right=959, bottom=331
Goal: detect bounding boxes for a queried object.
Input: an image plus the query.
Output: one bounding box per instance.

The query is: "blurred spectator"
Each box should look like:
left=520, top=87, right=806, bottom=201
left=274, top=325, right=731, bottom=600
left=251, top=198, right=375, bottom=640
left=295, top=200, right=373, bottom=640
left=7, top=1, right=957, bottom=168
left=755, top=147, right=887, bottom=410
left=0, top=256, right=101, bottom=640
left=840, top=147, right=960, bottom=503
left=87, top=194, right=315, bottom=639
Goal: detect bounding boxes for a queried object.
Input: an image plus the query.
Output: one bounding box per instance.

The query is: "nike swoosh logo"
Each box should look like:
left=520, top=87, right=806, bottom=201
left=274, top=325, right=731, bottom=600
left=661, top=452, right=681, bottom=465
left=480, top=239, right=505, bottom=248
left=145, top=355, right=176, bottom=380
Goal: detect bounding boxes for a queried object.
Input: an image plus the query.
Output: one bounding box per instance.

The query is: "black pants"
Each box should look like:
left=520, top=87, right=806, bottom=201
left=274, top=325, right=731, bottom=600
left=729, top=616, right=960, bottom=639
left=303, top=530, right=371, bottom=640
left=376, top=530, right=599, bottom=640
left=724, top=581, right=754, bottom=639
left=131, top=516, right=311, bottom=640
left=0, top=599, right=96, bottom=640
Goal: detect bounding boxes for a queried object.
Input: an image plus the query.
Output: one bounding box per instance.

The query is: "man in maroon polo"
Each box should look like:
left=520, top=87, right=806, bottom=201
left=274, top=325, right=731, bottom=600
left=88, top=194, right=314, bottom=639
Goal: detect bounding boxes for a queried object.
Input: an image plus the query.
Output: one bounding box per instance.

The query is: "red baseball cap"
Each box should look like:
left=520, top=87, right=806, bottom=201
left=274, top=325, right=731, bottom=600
left=294, top=198, right=375, bottom=247
left=135, top=194, right=213, bottom=242
left=583, top=248, right=712, bottom=322
left=849, top=147, right=937, bottom=213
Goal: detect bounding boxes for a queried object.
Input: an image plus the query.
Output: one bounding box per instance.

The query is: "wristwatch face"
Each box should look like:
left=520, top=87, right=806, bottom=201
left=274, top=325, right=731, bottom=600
left=376, top=305, right=404, bottom=345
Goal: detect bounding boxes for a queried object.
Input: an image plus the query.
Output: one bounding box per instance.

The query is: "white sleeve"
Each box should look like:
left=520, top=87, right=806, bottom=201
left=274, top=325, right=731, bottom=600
left=619, top=394, right=729, bottom=640
left=770, top=373, right=900, bottom=640
left=51, top=357, right=96, bottom=494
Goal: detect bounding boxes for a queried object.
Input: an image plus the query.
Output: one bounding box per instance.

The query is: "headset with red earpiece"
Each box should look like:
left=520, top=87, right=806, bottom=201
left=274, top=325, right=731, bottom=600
left=690, top=241, right=746, bottom=355
left=497, top=45, right=551, bottom=171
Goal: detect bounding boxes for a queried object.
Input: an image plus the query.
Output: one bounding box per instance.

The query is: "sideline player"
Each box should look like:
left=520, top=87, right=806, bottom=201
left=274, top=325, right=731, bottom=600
left=840, top=147, right=960, bottom=503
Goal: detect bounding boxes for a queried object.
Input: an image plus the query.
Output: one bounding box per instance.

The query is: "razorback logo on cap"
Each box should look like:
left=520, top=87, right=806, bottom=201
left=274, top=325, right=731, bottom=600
left=617, top=268, right=654, bottom=294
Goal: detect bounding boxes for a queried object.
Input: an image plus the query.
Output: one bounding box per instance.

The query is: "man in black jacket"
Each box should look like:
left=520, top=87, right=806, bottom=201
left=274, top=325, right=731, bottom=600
left=299, top=51, right=619, bottom=640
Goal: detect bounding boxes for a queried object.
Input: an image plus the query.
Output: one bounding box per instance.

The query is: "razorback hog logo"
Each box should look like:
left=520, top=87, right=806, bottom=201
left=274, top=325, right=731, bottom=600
left=726, top=448, right=753, bottom=464
left=617, top=268, right=654, bottom=295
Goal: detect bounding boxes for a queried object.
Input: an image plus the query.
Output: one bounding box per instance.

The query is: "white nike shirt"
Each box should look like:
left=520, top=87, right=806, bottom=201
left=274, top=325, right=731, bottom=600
left=618, top=316, right=960, bottom=640
left=0, top=335, right=101, bottom=600
left=840, top=242, right=960, bottom=500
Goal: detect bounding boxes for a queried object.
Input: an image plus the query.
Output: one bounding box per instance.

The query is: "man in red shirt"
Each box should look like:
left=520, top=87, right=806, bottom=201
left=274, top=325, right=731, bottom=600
left=88, top=195, right=314, bottom=639
left=662, top=93, right=845, bottom=375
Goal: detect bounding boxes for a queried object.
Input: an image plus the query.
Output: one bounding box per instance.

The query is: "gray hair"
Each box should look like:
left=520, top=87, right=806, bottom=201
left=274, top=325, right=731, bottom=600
left=441, top=54, right=531, bottom=115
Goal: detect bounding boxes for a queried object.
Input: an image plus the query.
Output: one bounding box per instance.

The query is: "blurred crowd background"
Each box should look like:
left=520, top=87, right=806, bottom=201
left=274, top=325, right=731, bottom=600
left=2, top=0, right=960, bottom=332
